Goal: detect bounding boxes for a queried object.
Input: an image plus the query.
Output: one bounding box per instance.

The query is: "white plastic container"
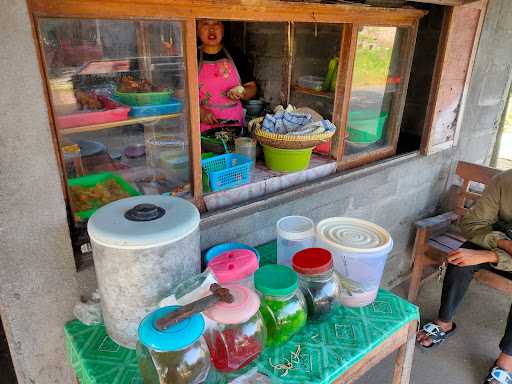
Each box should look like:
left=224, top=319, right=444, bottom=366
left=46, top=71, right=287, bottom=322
left=316, top=217, right=393, bottom=307
left=87, top=195, right=200, bottom=348
left=276, top=216, right=315, bottom=267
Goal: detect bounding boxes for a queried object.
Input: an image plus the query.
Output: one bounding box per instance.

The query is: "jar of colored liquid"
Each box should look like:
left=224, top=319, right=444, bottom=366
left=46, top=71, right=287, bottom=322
left=137, top=306, right=210, bottom=384
left=254, top=265, right=307, bottom=346
left=160, top=249, right=259, bottom=307
left=292, top=248, right=341, bottom=320
left=203, top=285, right=266, bottom=372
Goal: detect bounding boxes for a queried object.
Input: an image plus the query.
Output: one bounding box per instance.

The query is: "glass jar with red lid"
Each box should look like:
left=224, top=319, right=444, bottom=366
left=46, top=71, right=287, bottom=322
left=203, top=284, right=266, bottom=372
left=292, top=248, right=341, bottom=320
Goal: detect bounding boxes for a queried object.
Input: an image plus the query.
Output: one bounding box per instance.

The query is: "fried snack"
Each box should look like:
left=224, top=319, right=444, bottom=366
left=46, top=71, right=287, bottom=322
left=69, top=179, right=131, bottom=212
left=75, top=90, right=103, bottom=110
left=118, top=76, right=167, bottom=93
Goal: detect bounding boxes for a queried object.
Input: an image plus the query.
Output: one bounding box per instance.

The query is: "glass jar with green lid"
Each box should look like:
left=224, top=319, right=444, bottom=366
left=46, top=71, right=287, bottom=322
left=254, top=264, right=307, bottom=346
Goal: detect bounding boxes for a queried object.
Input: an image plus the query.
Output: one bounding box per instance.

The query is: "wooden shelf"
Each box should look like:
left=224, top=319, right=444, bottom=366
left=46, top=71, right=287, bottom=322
left=292, top=85, right=334, bottom=99
left=59, top=113, right=181, bottom=135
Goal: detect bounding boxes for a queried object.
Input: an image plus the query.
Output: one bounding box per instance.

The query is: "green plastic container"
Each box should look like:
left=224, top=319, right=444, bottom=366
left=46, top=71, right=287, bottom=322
left=347, top=111, right=389, bottom=144
left=67, top=172, right=140, bottom=220
left=114, top=89, right=173, bottom=106
left=263, top=145, right=313, bottom=173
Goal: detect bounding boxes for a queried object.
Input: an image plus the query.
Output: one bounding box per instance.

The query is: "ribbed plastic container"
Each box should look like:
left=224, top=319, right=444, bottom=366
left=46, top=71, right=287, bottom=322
left=277, top=216, right=315, bottom=267
left=263, top=145, right=313, bottom=173
left=316, top=217, right=393, bottom=307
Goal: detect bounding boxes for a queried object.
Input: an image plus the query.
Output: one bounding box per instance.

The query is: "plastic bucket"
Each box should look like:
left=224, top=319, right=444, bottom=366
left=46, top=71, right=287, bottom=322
left=316, top=217, right=393, bottom=307
left=347, top=111, right=388, bottom=144
left=263, top=145, right=313, bottom=173
left=277, top=216, right=315, bottom=267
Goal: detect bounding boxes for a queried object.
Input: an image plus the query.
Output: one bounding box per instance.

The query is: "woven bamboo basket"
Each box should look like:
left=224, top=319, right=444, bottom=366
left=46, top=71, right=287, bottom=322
left=249, top=117, right=335, bottom=150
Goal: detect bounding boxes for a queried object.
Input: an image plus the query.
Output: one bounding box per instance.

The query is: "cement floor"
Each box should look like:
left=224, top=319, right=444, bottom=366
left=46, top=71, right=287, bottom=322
left=356, top=278, right=512, bottom=384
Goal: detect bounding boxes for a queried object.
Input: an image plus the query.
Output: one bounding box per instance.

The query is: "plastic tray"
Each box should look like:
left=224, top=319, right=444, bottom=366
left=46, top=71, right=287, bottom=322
left=67, top=172, right=140, bottom=220
left=55, top=96, right=130, bottom=129
left=114, top=89, right=173, bottom=106
left=128, top=98, right=183, bottom=117
left=202, top=153, right=252, bottom=192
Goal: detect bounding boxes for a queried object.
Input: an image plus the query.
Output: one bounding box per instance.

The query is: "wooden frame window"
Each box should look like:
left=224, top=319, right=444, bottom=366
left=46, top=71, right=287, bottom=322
left=27, top=0, right=485, bottom=267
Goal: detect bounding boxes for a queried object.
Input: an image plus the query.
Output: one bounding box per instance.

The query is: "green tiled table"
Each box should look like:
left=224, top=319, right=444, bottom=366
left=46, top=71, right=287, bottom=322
left=65, top=242, right=419, bottom=384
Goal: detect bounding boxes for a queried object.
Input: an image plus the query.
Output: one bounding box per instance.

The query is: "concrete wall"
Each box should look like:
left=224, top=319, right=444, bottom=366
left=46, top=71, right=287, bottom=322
left=1, top=1, right=512, bottom=384
left=0, top=1, right=80, bottom=383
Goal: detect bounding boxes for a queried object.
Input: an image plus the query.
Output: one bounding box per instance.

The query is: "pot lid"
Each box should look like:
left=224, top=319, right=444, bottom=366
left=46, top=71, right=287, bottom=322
left=292, top=248, right=333, bottom=275
left=87, top=195, right=199, bottom=248
left=316, top=217, right=393, bottom=254
left=209, top=249, right=258, bottom=284
left=138, top=305, right=205, bottom=352
left=204, top=285, right=260, bottom=324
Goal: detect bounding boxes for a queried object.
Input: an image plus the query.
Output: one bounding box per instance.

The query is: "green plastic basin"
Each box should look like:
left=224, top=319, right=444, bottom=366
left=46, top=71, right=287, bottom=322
left=347, top=111, right=389, bottom=144
left=114, top=89, right=173, bottom=106
left=263, top=145, right=313, bottom=173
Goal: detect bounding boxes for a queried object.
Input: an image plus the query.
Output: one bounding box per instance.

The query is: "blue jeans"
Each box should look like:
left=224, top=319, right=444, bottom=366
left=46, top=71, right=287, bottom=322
left=438, top=241, right=512, bottom=355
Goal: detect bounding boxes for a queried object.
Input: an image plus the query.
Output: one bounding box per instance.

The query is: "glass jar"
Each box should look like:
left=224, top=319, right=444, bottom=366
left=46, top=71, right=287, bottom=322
left=137, top=306, right=210, bottom=384
left=254, top=265, right=307, bottom=346
left=292, top=248, right=341, bottom=320
left=159, top=249, right=259, bottom=307
left=203, top=285, right=266, bottom=372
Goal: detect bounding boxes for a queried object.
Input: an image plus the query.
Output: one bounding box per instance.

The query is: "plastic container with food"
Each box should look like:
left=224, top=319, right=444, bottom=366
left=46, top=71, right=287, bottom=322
left=160, top=249, right=259, bottom=307
left=114, top=89, right=173, bottom=106
left=254, top=265, right=307, bottom=346
left=203, top=285, right=266, bottom=372
left=316, top=217, right=393, bottom=307
left=292, top=248, right=341, bottom=320
left=298, top=75, right=324, bottom=91
left=276, top=216, right=315, bottom=267
left=137, top=306, right=210, bottom=384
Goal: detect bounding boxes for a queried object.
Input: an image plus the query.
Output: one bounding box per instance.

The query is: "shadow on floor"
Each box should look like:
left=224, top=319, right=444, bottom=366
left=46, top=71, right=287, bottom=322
left=355, top=278, right=511, bottom=384
left=0, top=316, right=17, bottom=384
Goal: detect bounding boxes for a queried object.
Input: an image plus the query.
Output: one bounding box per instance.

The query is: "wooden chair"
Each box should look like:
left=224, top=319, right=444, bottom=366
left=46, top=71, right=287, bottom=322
left=407, top=161, right=512, bottom=303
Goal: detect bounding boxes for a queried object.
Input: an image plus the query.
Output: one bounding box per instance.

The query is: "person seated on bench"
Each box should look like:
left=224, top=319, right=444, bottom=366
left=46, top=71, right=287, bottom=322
left=416, top=169, right=512, bottom=384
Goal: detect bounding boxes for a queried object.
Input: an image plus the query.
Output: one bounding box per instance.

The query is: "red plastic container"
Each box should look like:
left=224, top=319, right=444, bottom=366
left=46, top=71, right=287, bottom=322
left=55, top=96, right=130, bottom=129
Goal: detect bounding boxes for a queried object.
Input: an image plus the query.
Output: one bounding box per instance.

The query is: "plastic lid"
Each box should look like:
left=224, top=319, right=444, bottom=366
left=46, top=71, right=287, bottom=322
left=204, top=285, right=260, bottom=324
left=292, top=248, right=333, bottom=275
left=209, top=249, right=258, bottom=284
left=138, top=306, right=205, bottom=352
left=254, top=264, right=298, bottom=296
left=205, top=243, right=261, bottom=264
left=316, top=217, right=393, bottom=254
left=87, top=195, right=199, bottom=248
left=277, top=216, right=315, bottom=241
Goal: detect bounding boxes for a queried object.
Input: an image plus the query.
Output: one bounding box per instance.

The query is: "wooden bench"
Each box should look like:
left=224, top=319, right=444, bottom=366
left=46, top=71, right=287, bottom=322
left=407, top=161, right=512, bottom=303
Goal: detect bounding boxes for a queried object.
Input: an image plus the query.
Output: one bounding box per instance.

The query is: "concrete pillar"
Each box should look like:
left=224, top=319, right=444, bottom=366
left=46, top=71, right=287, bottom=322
left=0, top=1, right=80, bottom=383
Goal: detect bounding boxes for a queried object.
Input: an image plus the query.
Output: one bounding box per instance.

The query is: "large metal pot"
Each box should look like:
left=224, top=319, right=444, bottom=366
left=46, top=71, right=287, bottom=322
left=87, top=195, right=200, bottom=348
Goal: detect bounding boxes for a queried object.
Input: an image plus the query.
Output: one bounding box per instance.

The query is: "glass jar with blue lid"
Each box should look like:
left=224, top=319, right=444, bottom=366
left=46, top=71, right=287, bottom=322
left=137, top=306, right=210, bottom=384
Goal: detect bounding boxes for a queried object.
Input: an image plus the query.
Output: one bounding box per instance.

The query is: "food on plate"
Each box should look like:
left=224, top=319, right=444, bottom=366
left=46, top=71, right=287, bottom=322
left=69, top=179, right=131, bottom=212
left=118, top=76, right=167, bottom=93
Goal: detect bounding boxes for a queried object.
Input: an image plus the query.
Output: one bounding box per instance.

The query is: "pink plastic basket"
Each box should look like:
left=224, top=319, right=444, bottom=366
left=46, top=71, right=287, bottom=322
left=55, top=96, right=130, bottom=129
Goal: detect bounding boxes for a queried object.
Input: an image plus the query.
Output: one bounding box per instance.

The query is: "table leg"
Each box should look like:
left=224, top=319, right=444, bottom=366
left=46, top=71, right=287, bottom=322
left=392, top=320, right=417, bottom=384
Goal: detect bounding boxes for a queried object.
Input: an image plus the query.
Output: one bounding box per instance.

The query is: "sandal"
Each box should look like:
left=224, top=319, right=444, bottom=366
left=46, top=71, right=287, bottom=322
left=485, top=366, right=512, bottom=384
left=417, top=321, right=457, bottom=349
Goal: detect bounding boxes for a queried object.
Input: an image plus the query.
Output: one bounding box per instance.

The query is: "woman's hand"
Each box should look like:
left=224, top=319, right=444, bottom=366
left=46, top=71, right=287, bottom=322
left=200, top=107, right=218, bottom=125
left=227, top=86, right=245, bottom=101
left=447, top=248, right=498, bottom=267
left=498, top=239, right=512, bottom=254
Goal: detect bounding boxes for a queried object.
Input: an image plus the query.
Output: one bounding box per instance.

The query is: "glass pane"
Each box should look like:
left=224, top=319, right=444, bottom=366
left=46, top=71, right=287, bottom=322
left=290, top=23, right=342, bottom=121
left=38, top=18, right=191, bottom=252
left=345, top=26, right=406, bottom=158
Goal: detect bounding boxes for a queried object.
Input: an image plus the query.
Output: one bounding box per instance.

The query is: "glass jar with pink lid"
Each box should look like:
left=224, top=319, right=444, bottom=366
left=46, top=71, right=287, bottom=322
left=160, top=249, right=259, bottom=306
left=203, top=284, right=266, bottom=372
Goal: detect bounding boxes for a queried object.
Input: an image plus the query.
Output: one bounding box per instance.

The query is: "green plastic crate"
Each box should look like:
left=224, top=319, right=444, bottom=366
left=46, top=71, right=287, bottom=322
left=67, top=172, right=140, bottom=220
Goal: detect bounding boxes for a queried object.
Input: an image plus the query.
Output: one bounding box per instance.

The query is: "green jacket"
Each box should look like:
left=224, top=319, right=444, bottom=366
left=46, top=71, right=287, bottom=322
left=460, top=169, right=512, bottom=270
